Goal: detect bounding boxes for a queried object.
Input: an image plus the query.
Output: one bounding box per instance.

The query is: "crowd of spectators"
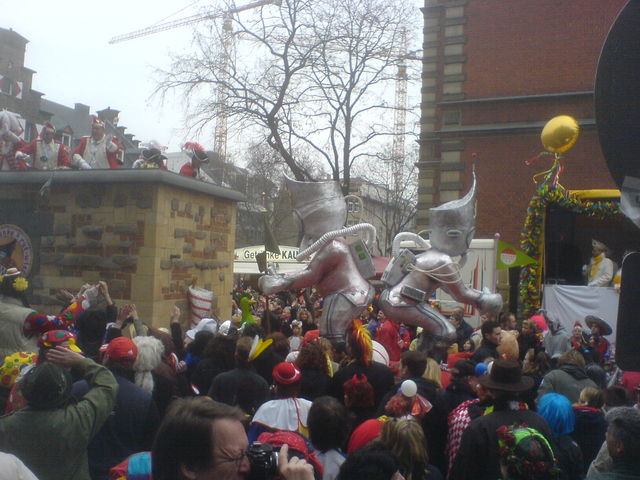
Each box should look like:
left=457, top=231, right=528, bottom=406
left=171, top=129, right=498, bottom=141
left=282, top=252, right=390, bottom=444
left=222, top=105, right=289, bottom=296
left=0, top=276, right=638, bottom=480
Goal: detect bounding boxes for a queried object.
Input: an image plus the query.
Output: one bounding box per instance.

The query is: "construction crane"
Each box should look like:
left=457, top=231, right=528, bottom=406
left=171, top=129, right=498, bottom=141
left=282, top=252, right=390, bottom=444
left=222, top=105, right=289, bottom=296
left=109, top=0, right=280, bottom=160
left=391, top=28, right=421, bottom=194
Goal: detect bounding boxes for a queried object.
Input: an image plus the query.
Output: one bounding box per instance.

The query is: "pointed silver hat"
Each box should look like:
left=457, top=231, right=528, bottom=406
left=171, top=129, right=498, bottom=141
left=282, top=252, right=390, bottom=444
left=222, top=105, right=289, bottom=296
left=428, top=172, right=477, bottom=256
left=285, top=175, right=347, bottom=239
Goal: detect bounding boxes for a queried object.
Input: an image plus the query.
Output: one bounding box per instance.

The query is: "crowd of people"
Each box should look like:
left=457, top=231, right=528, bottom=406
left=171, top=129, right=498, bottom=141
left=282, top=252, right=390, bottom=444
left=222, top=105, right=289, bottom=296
left=0, top=269, right=639, bottom=480
left=0, top=111, right=212, bottom=181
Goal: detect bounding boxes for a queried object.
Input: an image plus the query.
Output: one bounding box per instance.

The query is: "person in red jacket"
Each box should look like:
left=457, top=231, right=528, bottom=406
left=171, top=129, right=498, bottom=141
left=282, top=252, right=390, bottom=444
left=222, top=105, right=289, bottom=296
left=375, top=310, right=402, bottom=363
left=72, top=117, right=120, bottom=169
left=17, top=123, right=70, bottom=170
left=179, top=142, right=212, bottom=182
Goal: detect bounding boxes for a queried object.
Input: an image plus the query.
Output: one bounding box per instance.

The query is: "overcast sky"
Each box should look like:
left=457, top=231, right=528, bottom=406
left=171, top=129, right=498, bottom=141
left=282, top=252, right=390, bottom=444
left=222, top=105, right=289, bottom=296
left=4, top=0, right=212, bottom=151
left=5, top=0, right=423, bottom=160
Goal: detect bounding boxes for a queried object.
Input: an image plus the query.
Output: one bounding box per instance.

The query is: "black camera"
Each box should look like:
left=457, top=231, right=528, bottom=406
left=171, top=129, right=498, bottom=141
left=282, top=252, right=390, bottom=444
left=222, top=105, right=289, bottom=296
left=246, top=442, right=279, bottom=480
left=39, top=155, right=48, bottom=163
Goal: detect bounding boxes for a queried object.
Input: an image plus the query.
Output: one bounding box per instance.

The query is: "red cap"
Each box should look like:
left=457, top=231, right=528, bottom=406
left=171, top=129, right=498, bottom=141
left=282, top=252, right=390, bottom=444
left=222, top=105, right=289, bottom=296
left=106, top=337, right=138, bottom=367
left=272, top=362, right=301, bottom=385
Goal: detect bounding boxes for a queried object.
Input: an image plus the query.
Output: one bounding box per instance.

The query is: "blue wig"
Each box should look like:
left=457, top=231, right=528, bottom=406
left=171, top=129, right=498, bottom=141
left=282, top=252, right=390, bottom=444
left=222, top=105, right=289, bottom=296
left=538, top=393, right=575, bottom=437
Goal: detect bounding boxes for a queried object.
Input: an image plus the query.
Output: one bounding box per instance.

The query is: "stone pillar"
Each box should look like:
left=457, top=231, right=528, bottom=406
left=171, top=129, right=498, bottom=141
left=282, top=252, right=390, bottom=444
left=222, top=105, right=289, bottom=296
left=0, top=169, right=243, bottom=329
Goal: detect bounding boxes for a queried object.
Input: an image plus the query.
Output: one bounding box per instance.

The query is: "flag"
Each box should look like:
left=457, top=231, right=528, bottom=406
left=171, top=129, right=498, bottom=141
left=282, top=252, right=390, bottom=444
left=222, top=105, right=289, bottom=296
left=496, top=239, right=537, bottom=269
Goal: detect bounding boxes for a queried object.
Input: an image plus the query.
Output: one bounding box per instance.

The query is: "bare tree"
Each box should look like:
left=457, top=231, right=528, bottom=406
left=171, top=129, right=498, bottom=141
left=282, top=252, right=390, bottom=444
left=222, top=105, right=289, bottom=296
left=350, top=146, right=418, bottom=256
left=155, top=0, right=418, bottom=191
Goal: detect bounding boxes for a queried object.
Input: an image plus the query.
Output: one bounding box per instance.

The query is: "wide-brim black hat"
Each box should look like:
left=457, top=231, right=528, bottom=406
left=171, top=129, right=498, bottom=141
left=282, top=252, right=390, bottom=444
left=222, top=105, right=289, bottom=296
left=478, top=359, right=534, bottom=392
left=141, top=148, right=167, bottom=162
left=193, top=149, right=209, bottom=163
left=585, top=315, right=613, bottom=336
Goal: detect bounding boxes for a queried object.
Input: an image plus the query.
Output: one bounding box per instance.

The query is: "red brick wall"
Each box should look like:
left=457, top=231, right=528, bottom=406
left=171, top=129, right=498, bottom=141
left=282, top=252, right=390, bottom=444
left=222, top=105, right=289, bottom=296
left=463, top=0, right=627, bottom=98
left=461, top=130, right=616, bottom=246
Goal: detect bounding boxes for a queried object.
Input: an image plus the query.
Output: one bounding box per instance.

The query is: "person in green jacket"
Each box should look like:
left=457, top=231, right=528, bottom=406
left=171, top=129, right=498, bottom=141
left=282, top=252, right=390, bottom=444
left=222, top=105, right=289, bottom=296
left=0, top=345, right=118, bottom=480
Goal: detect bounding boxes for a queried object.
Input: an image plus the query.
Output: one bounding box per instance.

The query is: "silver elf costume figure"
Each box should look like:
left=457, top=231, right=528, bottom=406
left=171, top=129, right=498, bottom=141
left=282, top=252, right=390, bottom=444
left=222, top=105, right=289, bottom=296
left=258, top=177, right=376, bottom=342
left=380, top=172, right=502, bottom=355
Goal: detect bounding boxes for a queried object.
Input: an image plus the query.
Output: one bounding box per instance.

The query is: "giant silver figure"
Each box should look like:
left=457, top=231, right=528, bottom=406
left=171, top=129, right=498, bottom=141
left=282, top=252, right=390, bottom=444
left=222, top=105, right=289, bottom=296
left=258, top=177, right=376, bottom=342
left=380, top=172, right=502, bottom=353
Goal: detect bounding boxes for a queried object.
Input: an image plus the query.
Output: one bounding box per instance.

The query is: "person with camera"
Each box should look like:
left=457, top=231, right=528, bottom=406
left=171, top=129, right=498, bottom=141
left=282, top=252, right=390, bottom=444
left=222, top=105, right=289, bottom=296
left=0, top=268, right=95, bottom=361
left=16, top=122, right=70, bottom=169
left=150, top=396, right=315, bottom=480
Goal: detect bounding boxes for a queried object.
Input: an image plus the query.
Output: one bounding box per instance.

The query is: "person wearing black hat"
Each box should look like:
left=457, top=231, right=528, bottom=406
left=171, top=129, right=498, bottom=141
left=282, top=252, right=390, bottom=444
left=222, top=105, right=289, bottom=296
left=0, top=346, right=117, bottom=480
left=436, top=359, right=477, bottom=415
left=179, top=141, right=213, bottom=182
left=132, top=147, right=168, bottom=169
left=585, top=315, right=612, bottom=362
left=450, top=359, right=556, bottom=480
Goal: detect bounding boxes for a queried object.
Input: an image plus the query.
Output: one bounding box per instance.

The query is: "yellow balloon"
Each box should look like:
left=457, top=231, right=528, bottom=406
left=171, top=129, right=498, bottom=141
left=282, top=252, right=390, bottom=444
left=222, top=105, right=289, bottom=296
left=540, top=115, right=580, bottom=153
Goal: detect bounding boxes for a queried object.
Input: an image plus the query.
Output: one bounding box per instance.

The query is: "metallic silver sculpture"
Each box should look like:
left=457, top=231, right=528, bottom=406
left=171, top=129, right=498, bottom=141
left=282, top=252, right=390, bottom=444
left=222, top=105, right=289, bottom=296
left=258, top=176, right=376, bottom=341
left=380, top=172, right=503, bottom=353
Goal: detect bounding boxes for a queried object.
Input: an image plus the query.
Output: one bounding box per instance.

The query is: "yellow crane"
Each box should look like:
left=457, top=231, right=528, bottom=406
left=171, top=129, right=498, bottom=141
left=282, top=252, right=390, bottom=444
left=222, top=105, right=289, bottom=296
left=109, top=0, right=281, bottom=160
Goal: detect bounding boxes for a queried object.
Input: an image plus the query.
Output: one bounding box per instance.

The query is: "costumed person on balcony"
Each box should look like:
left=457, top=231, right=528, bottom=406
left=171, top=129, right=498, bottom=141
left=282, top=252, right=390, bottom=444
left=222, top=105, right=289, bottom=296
left=132, top=142, right=167, bottom=170
left=0, top=110, right=27, bottom=171
left=379, top=172, right=502, bottom=358
left=16, top=122, right=70, bottom=170
left=179, top=142, right=213, bottom=182
left=258, top=177, right=377, bottom=343
left=72, top=116, right=121, bottom=169
left=0, top=268, right=94, bottom=361
left=583, top=239, right=614, bottom=287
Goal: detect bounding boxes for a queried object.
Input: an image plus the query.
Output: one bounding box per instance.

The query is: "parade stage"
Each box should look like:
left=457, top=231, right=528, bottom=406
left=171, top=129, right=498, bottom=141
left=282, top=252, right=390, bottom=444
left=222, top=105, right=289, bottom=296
left=542, top=284, right=619, bottom=340
left=0, top=169, right=244, bottom=327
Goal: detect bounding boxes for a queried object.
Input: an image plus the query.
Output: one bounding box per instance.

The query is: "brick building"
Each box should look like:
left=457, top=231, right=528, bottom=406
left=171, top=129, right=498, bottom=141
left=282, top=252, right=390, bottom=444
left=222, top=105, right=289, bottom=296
left=416, top=0, right=627, bottom=245
left=0, top=26, right=140, bottom=164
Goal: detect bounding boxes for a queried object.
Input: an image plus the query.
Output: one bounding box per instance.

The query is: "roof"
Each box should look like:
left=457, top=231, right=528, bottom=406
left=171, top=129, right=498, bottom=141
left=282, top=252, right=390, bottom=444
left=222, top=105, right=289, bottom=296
left=0, top=169, right=246, bottom=202
left=0, top=27, right=29, bottom=44
left=40, top=99, right=91, bottom=138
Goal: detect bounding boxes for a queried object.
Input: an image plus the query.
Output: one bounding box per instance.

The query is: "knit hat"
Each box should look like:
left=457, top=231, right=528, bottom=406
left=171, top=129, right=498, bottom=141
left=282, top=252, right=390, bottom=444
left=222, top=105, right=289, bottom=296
left=272, top=362, right=301, bottom=385
left=106, top=337, right=138, bottom=367
left=22, top=362, right=72, bottom=409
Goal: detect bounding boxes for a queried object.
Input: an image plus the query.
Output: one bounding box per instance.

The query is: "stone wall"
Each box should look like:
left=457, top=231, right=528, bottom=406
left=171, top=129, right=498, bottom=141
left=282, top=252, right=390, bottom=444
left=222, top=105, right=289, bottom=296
left=0, top=170, right=243, bottom=329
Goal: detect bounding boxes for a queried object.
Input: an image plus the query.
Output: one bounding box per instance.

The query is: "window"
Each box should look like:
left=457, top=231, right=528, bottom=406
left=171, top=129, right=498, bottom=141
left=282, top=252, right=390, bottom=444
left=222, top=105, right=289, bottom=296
left=347, top=199, right=360, bottom=213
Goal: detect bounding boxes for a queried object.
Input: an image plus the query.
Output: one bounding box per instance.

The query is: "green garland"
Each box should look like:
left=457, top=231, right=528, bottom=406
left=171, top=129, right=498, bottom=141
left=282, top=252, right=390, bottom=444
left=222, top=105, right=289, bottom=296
left=519, top=184, right=621, bottom=316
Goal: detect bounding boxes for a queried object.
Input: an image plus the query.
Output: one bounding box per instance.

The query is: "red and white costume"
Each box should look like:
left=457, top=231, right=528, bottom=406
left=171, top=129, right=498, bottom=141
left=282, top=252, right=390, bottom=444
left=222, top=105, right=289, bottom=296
left=178, top=142, right=213, bottom=182
left=0, top=111, right=26, bottom=171
left=0, top=139, right=26, bottom=171
left=73, top=135, right=120, bottom=169
left=18, top=139, right=70, bottom=170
